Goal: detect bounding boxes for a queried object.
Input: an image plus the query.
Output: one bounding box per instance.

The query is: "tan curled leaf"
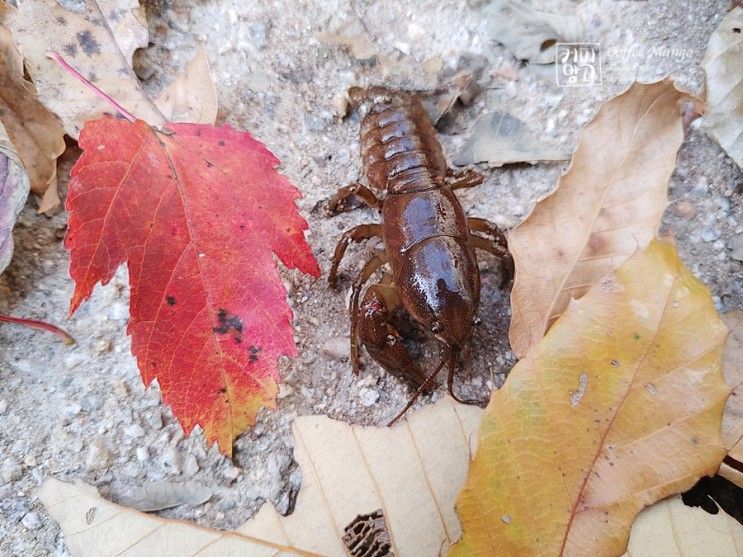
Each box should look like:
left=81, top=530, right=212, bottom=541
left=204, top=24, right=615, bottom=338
left=9, top=0, right=164, bottom=137
left=623, top=496, right=743, bottom=557
left=0, top=2, right=65, bottom=212
left=154, top=46, right=218, bottom=125
left=452, top=240, right=729, bottom=556
left=40, top=398, right=483, bottom=556
left=482, top=0, right=584, bottom=64
left=508, top=80, right=689, bottom=358
left=0, top=119, right=30, bottom=273
left=720, top=310, right=743, bottom=488
left=37, top=478, right=311, bottom=556
left=10, top=1, right=219, bottom=138
left=454, top=109, right=569, bottom=167
left=702, top=7, right=743, bottom=168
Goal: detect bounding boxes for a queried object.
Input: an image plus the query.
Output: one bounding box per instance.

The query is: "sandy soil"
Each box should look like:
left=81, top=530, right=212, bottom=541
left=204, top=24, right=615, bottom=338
left=1, top=0, right=741, bottom=554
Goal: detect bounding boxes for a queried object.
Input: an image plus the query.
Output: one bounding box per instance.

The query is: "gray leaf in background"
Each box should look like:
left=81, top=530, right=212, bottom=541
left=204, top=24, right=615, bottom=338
left=482, top=0, right=584, bottom=64
left=0, top=119, right=30, bottom=274
left=702, top=6, right=743, bottom=169
left=115, top=481, right=212, bottom=512
left=454, top=110, right=569, bottom=166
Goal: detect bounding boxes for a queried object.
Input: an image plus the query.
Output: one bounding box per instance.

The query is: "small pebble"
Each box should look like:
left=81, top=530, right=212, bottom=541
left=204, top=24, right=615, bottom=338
left=85, top=437, right=113, bottom=471
left=63, top=353, right=85, bottom=370
left=730, top=235, right=743, bottom=262
left=63, top=403, right=82, bottom=419
left=21, top=512, right=42, bottom=530
left=690, top=177, right=709, bottom=197
left=181, top=454, right=200, bottom=478
left=123, top=424, right=145, bottom=439
left=674, top=200, right=695, bottom=219
left=108, top=303, right=128, bottom=320
left=223, top=466, right=242, bottom=482
left=92, top=339, right=112, bottom=355
left=160, top=445, right=183, bottom=475
left=278, top=383, right=294, bottom=399
left=0, top=399, right=8, bottom=415
left=321, top=337, right=349, bottom=360
left=331, top=93, right=349, bottom=119
left=359, top=388, right=380, bottom=407
left=136, top=447, right=149, bottom=462
left=701, top=227, right=721, bottom=242
left=1, top=457, right=23, bottom=483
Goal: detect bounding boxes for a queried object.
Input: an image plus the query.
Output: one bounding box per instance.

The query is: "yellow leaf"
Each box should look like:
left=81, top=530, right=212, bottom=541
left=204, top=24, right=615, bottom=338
left=508, top=80, right=690, bottom=358
left=623, top=495, right=743, bottom=557
left=452, top=240, right=729, bottom=556
left=720, top=310, right=743, bottom=488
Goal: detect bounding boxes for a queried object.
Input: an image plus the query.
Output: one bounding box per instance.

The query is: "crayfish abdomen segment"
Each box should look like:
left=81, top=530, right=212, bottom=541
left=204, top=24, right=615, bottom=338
left=360, top=95, right=447, bottom=192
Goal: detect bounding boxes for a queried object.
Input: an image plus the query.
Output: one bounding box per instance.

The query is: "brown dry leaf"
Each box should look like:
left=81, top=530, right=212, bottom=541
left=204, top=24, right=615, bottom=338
left=508, top=80, right=689, bottom=358
left=0, top=2, right=65, bottom=212
left=154, top=46, right=218, bottom=125
left=702, top=6, right=742, bottom=168
left=720, top=310, right=743, bottom=488
left=482, top=0, right=584, bottom=64
left=452, top=240, right=729, bottom=556
left=9, top=0, right=218, bottom=137
left=40, top=397, right=483, bottom=556
left=623, top=495, right=743, bottom=556
left=9, top=0, right=161, bottom=138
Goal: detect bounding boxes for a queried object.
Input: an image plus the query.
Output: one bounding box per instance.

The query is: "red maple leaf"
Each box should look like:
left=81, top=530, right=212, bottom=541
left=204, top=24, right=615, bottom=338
left=66, top=117, right=319, bottom=455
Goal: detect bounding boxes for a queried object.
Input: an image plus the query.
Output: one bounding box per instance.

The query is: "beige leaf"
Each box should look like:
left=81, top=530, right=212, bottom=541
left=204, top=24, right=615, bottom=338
left=240, top=397, right=482, bottom=556
left=623, top=496, right=743, bottom=557
left=9, top=0, right=165, bottom=138
left=720, top=310, right=743, bottom=488
left=454, top=109, right=569, bottom=166
left=37, top=479, right=309, bottom=556
left=702, top=7, right=743, bottom=168
left=154, top=46, right=218, bottom=125
left=0, top=2, right=65, bottom=211
left=482, top=0, right=584, bottom=64
left=508, top=80, right=689, bottom=358
left=40, top=397, right=483, bottom=556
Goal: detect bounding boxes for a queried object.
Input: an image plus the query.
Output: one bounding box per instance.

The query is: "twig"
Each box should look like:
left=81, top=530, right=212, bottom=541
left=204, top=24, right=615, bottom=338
left=0, top=313, right=75, bottom=345
left=47, top=51, right=136, bottom=123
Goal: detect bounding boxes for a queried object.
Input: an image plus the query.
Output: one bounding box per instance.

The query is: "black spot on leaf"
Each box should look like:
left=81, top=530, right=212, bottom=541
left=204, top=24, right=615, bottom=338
left=77, top=30, right=101, bottom=56
left=213, top=308, right=243, bottom=334
left=166, top=296, right=176, bottom=306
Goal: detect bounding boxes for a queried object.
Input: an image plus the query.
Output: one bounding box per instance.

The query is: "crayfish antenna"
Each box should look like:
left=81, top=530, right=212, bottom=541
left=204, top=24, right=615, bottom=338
left=387, top=349, right=449, bottom=426
left=447, top=349, right=489, bottom=407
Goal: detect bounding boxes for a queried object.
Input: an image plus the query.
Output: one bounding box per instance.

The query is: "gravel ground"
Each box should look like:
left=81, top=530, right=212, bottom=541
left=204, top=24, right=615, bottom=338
left=1, top=0, right=741, bottom=554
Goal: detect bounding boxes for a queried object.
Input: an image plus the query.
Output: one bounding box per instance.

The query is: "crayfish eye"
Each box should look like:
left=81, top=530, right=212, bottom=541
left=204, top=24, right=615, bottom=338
left=431, top=321, right=443, bottom=334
